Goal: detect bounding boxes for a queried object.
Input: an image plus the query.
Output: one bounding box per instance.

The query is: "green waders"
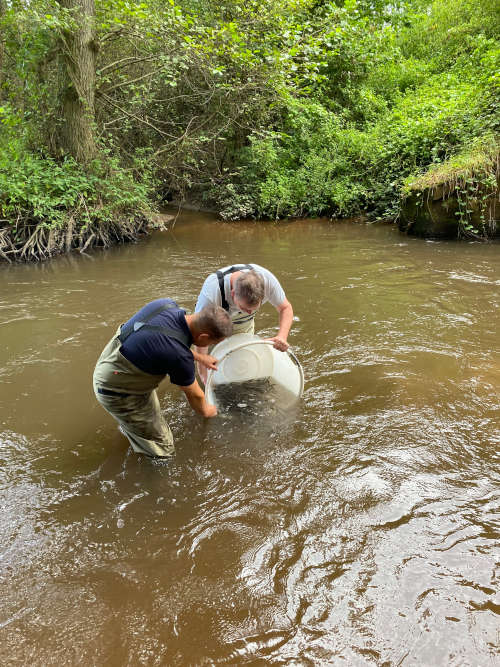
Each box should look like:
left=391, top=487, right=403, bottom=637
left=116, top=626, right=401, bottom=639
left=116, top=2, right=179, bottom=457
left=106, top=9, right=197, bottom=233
left=231, top=316, right=255, bottom=336
left=93, top=327, right=174, bottom=458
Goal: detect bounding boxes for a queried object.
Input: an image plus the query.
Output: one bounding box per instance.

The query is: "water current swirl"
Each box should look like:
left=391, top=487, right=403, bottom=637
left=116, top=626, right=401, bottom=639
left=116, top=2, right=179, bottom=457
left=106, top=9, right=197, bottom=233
left=0, top=214, right=498, bottom=665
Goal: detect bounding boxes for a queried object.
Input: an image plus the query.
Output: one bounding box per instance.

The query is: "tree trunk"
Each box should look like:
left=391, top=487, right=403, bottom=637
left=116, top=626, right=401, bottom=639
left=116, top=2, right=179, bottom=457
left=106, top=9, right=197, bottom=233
left=0, top=0, right=6, bottom=91
left=59, top=0, right=97, bottom=163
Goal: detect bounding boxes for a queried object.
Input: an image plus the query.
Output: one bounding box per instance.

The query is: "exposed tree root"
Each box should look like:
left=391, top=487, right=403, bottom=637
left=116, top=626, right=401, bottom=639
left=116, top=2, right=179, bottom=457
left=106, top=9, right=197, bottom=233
left=0, top=214, right=153, bottom=263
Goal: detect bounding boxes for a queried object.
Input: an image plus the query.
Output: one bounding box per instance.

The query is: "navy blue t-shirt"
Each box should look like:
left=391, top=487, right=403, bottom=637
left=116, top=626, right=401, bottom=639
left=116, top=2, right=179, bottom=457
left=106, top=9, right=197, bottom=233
left=119, top=299, right=195, bottom=386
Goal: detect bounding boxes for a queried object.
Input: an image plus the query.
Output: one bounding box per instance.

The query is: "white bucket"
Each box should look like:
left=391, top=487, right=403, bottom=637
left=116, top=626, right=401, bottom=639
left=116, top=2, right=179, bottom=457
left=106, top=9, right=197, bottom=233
left=205, top=334, right=304, bottom=407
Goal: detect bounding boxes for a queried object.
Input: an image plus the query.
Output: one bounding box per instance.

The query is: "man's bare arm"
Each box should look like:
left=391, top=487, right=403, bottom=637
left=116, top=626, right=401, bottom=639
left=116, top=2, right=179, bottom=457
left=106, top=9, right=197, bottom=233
left=267, top=298, right=293, bottom=351
left=192, top=347, right=218, bottom=371
left=192, top=345, right=211, bottom=384
left=180, top=380, right=217, bottom=417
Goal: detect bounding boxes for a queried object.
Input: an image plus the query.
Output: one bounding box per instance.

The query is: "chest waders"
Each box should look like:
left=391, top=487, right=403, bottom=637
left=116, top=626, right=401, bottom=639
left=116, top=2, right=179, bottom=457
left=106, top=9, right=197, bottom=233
left=92, top=302, right=190, bottom=458
left=216, top=264, right=256, bottom=334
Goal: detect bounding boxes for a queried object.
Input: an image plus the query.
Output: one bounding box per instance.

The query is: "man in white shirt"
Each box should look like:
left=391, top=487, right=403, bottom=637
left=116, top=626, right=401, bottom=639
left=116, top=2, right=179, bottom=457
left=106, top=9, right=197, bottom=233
left=193, top=263, right=294, bottom=383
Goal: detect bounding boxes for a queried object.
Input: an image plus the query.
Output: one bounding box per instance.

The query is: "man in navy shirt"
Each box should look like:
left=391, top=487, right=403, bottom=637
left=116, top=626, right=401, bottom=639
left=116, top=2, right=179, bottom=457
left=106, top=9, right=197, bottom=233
left=93, top=299, right=232, bottom=458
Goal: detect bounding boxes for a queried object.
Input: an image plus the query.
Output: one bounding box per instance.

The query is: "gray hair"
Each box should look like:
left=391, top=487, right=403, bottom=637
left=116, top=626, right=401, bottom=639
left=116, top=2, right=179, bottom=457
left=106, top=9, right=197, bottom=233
left=196, top=305, right=233, bottom=339
left=234, top=270, right=264, bottom=307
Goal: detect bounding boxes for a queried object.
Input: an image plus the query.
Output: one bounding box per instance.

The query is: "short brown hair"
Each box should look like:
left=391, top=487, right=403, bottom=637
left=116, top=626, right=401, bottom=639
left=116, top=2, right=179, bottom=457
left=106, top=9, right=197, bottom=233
left=234, top=270, right=264, bottom=307
left=196, top=305, right=233, bottom=339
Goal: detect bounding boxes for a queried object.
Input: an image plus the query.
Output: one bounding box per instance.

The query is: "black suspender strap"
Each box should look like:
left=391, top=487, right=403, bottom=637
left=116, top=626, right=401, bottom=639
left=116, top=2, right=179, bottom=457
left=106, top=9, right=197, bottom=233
left=118, top=302, right=190, bottom=347
left=216, top=270, right=229, bottom=311
left=128, top=323, right=189, bottom=347
left=216, top=264, right=253, bottom=311
left=119, top=302, right=174, bottom=343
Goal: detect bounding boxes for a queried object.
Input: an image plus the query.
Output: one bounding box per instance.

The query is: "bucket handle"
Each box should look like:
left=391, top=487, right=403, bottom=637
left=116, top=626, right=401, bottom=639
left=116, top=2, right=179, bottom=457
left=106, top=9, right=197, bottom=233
left=204, top=340, right=304, bottom=399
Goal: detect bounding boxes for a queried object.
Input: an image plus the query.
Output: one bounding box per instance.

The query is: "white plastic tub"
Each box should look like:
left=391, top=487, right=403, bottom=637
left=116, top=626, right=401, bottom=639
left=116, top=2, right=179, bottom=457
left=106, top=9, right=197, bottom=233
left=205, top=334, right=304, bottom=408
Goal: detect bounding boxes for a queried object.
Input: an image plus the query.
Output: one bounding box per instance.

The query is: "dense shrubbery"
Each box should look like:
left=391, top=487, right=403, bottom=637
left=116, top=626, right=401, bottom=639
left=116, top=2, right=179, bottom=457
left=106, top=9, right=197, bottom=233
left=0, top=121, right=154, bottom=260
left=208, top=0, right=499, bottom=224
left=0, top=0, right=498, bottom=258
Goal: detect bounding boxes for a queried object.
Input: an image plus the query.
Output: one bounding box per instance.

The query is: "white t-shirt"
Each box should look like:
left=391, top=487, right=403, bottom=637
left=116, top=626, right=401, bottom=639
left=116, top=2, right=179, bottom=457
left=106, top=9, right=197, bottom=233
left=195, top=263, right=286, bottom=324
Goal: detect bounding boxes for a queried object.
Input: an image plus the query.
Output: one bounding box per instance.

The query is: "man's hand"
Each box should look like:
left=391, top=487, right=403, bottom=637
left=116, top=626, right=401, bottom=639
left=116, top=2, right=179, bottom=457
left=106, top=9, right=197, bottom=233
left=204, top=404, right=217, bottom=418
left=192, top=345, right=214, bottom=385
left=196, top=354, right=217, bottom=387
left=266, top=335, right=289, bottom=352
left=195, top=353, right=218, bottom=371
left=181, top=381, right=218, bottom=417
left=271, top=298, right=293, bottom=352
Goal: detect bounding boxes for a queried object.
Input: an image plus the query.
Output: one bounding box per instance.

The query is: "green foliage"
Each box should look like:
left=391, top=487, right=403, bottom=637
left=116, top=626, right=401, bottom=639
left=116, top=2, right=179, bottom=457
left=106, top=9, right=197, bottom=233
left=402, top=134, right=499, bottom=238
left=400, top=0, right=500, bottom=68
left=0, top=131, right=153, bottom=231
left=218, top=99, right=372, bottom=219
left=209, top=0, right=499, bottom=224
left=1, top=0, right=499, bottom=254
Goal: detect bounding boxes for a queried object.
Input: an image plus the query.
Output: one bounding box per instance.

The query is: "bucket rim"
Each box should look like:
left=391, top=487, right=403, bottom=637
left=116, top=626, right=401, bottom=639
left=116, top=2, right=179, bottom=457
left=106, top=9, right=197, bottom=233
left=204, top=339, right=304, bottom=402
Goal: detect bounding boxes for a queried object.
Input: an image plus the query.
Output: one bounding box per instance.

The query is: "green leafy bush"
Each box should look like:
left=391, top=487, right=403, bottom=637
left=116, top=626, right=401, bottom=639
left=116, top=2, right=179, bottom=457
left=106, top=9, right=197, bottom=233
left=0, top=128, right=154, bottom=259
left=1, top=0, right=498, bottom=250
left=0, top=144, right=152, bottom=228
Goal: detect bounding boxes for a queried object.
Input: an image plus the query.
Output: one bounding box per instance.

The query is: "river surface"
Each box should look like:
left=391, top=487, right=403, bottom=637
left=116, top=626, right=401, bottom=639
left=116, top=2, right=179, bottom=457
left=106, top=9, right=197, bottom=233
left=0, top=211, right=499, bottom=665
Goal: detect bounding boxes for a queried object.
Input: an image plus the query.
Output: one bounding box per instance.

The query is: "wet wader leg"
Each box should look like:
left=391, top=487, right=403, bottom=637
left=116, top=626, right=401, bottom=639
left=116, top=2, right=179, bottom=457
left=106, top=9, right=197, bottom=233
left=93, top=384, right=174, bottom=458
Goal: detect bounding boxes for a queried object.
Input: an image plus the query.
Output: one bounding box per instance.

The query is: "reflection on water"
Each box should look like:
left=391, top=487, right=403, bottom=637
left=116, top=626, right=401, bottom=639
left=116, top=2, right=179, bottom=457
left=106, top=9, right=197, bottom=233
left=0, top=212, right=499, bottom=665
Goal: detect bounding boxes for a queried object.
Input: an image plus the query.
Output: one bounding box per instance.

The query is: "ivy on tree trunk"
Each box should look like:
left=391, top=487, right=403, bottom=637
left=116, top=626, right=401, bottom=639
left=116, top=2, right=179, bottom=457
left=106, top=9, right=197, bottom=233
left=59, top=0, right=97, bottom=164
left=0, top=0, right=5, bottom=91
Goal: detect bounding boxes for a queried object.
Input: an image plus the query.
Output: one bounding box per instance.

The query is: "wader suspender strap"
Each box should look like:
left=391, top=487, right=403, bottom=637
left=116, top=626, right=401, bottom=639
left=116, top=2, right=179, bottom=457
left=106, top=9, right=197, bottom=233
left=216, top=264, right=254, bottom=311
left=118, top=302, right=190, bottom=347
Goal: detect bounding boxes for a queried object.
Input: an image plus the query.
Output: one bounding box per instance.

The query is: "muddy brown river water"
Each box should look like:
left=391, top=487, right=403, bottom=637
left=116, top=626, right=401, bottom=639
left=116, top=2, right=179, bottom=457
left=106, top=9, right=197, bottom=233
left=0, top=211, right=499, bottom=665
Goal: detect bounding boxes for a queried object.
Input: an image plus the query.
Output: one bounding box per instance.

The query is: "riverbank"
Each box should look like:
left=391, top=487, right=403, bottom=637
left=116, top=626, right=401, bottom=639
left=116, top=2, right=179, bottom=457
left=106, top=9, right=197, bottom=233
left=0, top=141, right=498, bottom=264
left=400, top=138, right=500, bottom=240
left=1, top=194, right=498, bottom=264
left=1, top=0, right=498, bottom=261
